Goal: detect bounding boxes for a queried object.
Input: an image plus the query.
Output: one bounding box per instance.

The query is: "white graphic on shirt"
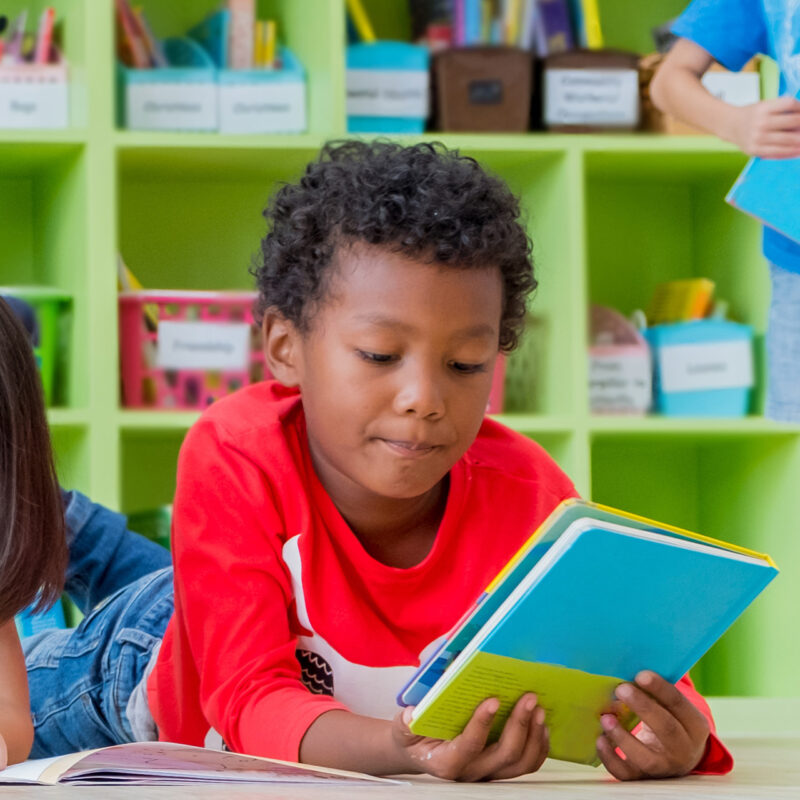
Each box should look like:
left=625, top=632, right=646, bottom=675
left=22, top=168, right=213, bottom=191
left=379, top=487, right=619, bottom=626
left=767, top=0, right=800, bottom=93
left=282, top=535, right=445, bottom=720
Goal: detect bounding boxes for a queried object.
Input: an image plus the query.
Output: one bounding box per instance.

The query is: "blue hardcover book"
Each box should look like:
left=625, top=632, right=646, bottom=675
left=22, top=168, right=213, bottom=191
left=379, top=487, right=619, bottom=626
left=567, top=0, right=586, bottom=46
left=463, top=0, right=482, bottom=45
left=401, top=500, right=778, bottom=765
left=727, top=155, right=800, bottom=245
left=399, top=498, right=722, bottom=707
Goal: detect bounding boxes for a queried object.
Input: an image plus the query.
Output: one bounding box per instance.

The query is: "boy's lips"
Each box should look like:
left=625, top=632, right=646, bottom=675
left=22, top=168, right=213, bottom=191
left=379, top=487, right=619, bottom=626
left=378, top=438, right=441, bottom=458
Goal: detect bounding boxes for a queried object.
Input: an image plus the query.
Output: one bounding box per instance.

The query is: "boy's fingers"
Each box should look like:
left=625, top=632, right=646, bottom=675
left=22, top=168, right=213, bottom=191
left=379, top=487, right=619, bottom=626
left=764, top=132, right=800, bottom=147
left=598, top=714, right=668, bottom=777
left=596, top=733, right=643, bottom=781
left=769, top=95, right=800, bottom=113
left=461, top=694, right=537, bottom=780
left=633, top=672, right=710, bottom=744
left=755, top=146, right=800, bottom=159
left=768, top=113, right=800, bottom=129
left=485, top=700, right=548, bottom=780
left=531, top=720, right=550, bottom=772
left=452, top=697, right=500, bottom=761
left=513, top=705, right=549, bottom=775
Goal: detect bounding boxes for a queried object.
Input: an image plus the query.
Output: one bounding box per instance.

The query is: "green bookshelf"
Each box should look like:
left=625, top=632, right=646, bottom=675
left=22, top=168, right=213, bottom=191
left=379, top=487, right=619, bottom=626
left=1, top=0, right=798, bottom=702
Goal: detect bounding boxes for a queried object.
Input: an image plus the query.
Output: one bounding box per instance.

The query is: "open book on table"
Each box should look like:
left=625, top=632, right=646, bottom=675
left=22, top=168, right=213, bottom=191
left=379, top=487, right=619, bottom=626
left=398, top=499, right=778, bottom=766
left=0, top=742, right=405, bottom=786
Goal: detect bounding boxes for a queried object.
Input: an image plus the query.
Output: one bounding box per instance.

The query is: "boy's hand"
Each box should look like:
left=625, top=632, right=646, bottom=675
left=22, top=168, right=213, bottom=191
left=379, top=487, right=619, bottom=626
left=392, top=693, right=548, bottom=781
left=727, top=96, right=800, bottom=159
left=596, top=671, right=710, bottom=780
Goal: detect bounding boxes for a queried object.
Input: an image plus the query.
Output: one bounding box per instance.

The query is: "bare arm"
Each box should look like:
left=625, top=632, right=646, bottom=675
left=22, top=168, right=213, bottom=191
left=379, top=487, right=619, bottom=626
left=0, top=620, right=34, bottom=767
left=651, top=38, right=800, bottom=158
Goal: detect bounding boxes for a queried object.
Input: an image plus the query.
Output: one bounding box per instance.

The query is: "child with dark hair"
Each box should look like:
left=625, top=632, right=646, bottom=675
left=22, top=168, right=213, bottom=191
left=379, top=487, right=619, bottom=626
left=25, top=141, right=731, bottom=780
left=0, top=295, right=170, bottom=767
left=651, top=0, right=800, bottom=422
left=0, top=298, right=67, bottom=766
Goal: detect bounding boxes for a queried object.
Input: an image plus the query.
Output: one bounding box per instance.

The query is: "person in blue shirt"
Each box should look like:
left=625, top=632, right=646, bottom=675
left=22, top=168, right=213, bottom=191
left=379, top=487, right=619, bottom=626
left=651, top=0, right=800, bottom=423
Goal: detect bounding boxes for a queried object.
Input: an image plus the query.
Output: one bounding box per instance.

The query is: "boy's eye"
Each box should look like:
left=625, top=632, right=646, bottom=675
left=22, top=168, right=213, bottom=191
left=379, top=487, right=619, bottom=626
left=357, top=350, right=397, bottom=364
left=450, top=361, right=487, bottom=375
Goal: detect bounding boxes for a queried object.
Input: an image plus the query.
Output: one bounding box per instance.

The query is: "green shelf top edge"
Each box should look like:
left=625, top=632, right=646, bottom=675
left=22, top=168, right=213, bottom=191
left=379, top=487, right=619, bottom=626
left=0, top=129, right=87, bottom=145
left=113, top=411, right=800, bottom=437
left=118, top=410, right=202, bottom=432
left=114, top=131, right=330, bottom=152
left=492, top=414, right=577, bottom=433
left=589, top=416, right=800, bottom=436
left=46, top=408, right=91, bottom=428
left=104, top=130, right=746, bottom=156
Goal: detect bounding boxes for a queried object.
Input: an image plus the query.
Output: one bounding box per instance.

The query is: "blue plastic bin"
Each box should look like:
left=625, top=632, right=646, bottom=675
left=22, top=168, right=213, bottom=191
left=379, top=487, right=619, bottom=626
left=646, top=320, right=754, bottom=417
left=346, top=41, right=430, bottom=134
left=16, top=599, right=67, bottom=638
left=119, top=38, right=217, bottom=131
left=218, top=48, right=307, bottom=134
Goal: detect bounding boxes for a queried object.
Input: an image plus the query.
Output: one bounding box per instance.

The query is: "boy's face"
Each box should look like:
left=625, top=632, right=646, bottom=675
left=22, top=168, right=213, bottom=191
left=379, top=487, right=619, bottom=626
left=271, top=243, right=503, bottom=510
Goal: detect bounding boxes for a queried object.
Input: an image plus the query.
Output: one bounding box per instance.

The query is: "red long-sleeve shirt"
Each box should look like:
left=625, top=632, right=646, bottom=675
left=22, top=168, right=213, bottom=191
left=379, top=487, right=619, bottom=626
left=148, top=381, right=732, bottom=774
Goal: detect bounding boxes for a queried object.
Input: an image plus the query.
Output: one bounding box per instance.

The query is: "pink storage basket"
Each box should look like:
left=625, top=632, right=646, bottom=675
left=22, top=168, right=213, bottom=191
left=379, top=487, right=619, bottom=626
left=119, top=290, right=268, bottom=409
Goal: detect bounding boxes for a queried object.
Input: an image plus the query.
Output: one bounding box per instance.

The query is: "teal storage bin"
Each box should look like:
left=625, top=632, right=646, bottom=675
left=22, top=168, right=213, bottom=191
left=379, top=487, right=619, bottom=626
left=217, top=48, right=307, bottom=134
left=16, top=598, right=67, bottom=638
left=119, top=38, right=217, bottom=131
left=346, top=42, right=430, bottom=133
left=646, top=320, right=755, bottom=417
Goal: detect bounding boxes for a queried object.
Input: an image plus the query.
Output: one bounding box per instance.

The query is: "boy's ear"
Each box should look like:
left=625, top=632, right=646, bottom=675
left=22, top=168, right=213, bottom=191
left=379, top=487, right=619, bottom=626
left=262, top=310, right=302, bottom=387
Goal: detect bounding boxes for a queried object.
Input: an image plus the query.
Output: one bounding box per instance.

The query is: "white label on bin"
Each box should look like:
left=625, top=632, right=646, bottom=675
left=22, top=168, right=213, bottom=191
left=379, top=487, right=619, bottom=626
left=346, top=69, right=429, bottom=118
left=219, top=82, right=306, bottom=134
left=545, top=69, right=639, bottom=127
left=589, top=354, right=652, bottom=412
left=127, top=82, right=217, bottom=131
left=659, top=340, right=753, bottom=393
left=157, top=322, right=250, bottom=371
left=701, top=72, right=760, bottom=107
left=0, top=82, right=68, bottom=129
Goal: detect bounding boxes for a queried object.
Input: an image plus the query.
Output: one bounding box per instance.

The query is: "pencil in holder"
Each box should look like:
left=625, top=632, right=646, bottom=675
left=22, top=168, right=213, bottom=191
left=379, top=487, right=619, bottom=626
left=119, top=290, right=269, bottom=409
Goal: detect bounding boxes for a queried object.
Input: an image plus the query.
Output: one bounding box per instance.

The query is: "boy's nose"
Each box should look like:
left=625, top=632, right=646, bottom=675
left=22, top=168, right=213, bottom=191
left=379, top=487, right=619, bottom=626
left=393, top=365, right=446, bottom=420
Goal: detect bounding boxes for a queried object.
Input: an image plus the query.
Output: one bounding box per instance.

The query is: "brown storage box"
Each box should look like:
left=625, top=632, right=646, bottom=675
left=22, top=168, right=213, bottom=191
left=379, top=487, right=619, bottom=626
left=434, top=47, right=533, bottom=132
left=544, top=49, right=641, bottom=132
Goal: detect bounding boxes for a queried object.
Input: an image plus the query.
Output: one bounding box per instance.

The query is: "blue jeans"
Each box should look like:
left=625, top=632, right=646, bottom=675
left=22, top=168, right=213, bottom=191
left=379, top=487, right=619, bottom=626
left=766, top=263, right=800, bottom=423
left=23, top=491, right=174, bottom=757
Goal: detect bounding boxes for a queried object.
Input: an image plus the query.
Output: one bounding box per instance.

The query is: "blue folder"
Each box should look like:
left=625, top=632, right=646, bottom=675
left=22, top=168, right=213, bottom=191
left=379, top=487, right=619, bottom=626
left=727, top=155, right=800, bottom=245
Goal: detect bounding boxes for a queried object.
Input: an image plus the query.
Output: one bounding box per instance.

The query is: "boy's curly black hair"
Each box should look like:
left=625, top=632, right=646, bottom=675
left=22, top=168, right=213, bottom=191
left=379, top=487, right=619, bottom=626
left=253, top=140, right=536, bottom=352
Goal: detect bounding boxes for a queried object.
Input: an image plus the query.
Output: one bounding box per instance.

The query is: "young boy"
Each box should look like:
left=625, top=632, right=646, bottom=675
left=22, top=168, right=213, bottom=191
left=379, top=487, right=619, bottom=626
left=651, top=0, right=800, bottom=423
left=26, top=141, right=730, bottom=780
